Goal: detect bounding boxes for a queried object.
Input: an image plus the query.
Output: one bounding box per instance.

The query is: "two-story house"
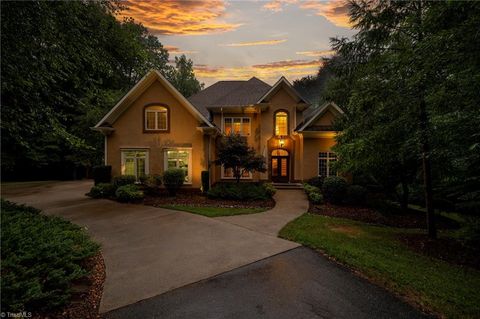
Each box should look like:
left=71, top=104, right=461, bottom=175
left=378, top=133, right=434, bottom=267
left=93, top=70, right=343, bottom=188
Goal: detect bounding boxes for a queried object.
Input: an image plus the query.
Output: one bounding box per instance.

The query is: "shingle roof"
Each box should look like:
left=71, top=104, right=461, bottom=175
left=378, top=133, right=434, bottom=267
left=188, top=77, right=271, bottom=114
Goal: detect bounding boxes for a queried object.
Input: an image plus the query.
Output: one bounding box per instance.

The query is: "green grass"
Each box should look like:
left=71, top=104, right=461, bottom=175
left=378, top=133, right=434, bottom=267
left=160, top=205, right=267, bottom=217
left=279, top=213, right=480, bottom=319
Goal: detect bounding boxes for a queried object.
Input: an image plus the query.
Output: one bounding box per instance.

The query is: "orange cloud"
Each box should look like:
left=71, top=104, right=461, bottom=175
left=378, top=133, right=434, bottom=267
left=299, top=1, right=351, bottom=27
left=164, top=45, right=198, bottom=55
left=117, top=0, right=241, bottom=35
left=296, top=49, right=335, bottom=57
left=221, top=39, right=287, bottom=47
left=194, top=59, right=323, bottom=83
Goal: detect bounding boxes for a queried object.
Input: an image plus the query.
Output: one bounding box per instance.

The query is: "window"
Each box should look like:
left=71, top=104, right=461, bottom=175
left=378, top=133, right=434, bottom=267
left=275, top=111, right=288, bottom=136
left=223, top=117, right=250, bottom=136
left=318, top=152, right=337, bottom=177
left=164, top=148, right=192, bottom=183
left=121, top=150, right=148, bottom=179
left=145, top=105, right=168, bottom=131
left=221, top=166, right=252, bottom=179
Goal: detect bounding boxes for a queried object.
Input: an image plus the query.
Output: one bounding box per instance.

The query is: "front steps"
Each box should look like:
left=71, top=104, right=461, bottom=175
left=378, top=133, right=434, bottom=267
left=272, top=183, right=304, bottom=190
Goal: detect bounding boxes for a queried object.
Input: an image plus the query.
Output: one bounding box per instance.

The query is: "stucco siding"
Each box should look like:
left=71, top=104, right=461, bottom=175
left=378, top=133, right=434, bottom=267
left=302, top=137, right=336, bottom=180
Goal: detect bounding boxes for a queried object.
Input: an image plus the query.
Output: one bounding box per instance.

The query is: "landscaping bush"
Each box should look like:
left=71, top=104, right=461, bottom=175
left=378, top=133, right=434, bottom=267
left=87, top=183, right=115, bottom=199
left=1, top=200, right=99, bottom=313
left=115, top=184, right=144, bottom=202
left=306, top=176, right=324, bottom=188
left=262, top=182, right=277, bottom=197
left=207, top=183, right=272, bottom=200
left=139, top=174, right=163, bottom=195
left=201, top=171, right=210, bottom=193
left=322, top=176, right=348, bottom=204
left=346, top=185, right=367, bottom=206
left=112, top=175, right=136, bottom=188
left=304, top=183, right=323, bottom=204
left=92, top=165, right=111, bottom=185
left=163, top=168, right=185, bottom=196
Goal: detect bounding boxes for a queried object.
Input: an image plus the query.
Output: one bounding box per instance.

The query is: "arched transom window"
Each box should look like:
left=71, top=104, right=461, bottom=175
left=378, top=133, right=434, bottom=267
left=145, top=105, right=168, bottom=131
left=275, top=111, right=288, bottom=136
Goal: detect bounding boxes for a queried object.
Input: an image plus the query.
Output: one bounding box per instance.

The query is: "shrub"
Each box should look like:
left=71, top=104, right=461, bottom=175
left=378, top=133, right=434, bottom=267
left=456, top=201, right=480, bottom=216
left=322, top=176, right=348, bottom=204
left=87, top=183, right=115, bottom=199
left=263, top=183, right=277, bottom=197
left=201, top=171, right=210, bottom=193
left=346, top=185, right=367, bottom=206
left=1, top=200, right=99, bottom=313
left=309, top=192, right=324, bottom=204
left=163, top=168, right=185, bottom=196
left=112, top=175, right=136, bottom=188
left=306, top=176, right=324, bottom=188
left=304, top=183, right=320, bottom=195
left=115, top=184, right=144, bottom=202
left=139, top=174, right=163, bottom=196
left=92, top=165, right=111, bottom=185
left=207, top=183, right=272, bottom=200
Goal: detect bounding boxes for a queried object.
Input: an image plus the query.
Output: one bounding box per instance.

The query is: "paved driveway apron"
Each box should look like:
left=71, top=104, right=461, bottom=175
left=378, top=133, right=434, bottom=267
left=2, top=181, right=300, bottom=313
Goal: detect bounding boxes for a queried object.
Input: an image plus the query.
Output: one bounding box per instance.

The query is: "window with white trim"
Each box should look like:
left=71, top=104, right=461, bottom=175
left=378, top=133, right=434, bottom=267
left=164, top=148, right=192, bottom=183
left=121, top=150, right=148, bottom=179
left=145, top=105, right=168, bottom=131
left=221, top=166, right=252, bottom=179
left=223, top=117, right=251, bottom=136
left=275, top=111, right=288, bottom=136
left=318, top=152, right=337, bottom=177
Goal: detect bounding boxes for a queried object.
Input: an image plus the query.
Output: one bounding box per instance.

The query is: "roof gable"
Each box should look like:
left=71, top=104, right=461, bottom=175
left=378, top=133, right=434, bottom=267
left=257, top=77, right=310, bottom=108
left=296, top=102, right=344, bottom=132
left=94, top=70, right=213, bottom=128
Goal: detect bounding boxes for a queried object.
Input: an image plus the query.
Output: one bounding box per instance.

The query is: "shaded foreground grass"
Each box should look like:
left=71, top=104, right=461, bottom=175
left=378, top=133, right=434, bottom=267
left=159, top=205, right=267, bottom=217
left=279, top=213, right=480, bottom=319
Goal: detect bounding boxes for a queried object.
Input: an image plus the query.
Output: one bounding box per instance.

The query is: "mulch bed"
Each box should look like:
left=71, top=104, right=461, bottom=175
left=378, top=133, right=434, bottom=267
left=34, top=252, right=106, bottom=319
left=144, top=192, right=275, bottom=209
left=397, top=233, right=480, bottom=270
left=310, top=203, right=459, bottom=229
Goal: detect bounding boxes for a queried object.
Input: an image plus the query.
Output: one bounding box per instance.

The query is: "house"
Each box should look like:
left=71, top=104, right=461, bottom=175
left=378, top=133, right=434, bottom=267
left=93, top=70, right=343, bottom=188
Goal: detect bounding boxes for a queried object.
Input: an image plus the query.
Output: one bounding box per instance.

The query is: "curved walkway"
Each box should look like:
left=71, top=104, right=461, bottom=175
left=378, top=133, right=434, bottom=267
left=216, top=189, right=309, bottom=236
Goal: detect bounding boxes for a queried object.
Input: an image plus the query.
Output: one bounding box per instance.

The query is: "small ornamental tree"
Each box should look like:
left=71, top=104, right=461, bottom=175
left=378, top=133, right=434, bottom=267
left=215, top=134, right=266, bottom=183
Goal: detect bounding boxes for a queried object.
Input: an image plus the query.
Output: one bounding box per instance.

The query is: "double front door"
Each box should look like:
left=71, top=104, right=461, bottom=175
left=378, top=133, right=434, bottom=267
left=271, top=149, right=289, bottom=182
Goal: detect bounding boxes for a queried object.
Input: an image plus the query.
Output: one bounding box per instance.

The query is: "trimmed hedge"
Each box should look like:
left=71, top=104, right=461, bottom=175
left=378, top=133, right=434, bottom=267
left=92, top=165, right=111, bottom=185
left=306, top=176, right=324, bottom=188
left=207, top=183, right=274, bottom=200
left=112, top=175, right=136, bottom=188
left=322, top=176, right=348, bottom=204
left=1, top=200, right=99, bottom=313
left=87, top=183, right=116, bottom=199
left=115, top=184, right=144, bottom=202
left=304, top=183, right=323, bottom=204
left=201, top=171, right=210, bottom=193
left=163, top=168, right=185, bottom=196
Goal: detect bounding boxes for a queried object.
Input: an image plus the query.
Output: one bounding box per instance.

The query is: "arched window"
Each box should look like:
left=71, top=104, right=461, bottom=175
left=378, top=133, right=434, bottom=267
left=275, top=111, right=288, bottom=136
left=271, top=149, right=288, bottom=156
left=145, top=105, right=168, bottom=131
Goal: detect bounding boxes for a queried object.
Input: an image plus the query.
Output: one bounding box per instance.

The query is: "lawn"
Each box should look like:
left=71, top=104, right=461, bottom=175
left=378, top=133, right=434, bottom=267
left=279, top=213, right=480, bottom=319
left=160, top=205, right=267, bottom=217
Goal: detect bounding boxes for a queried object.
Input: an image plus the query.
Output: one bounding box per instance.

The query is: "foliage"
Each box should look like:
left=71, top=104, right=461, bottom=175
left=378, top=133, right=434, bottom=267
left=169, top=55, right=204, bottom=97
left=214, top=134, right=266, bottom=183
left=306, top=176, right=324, bottom=188
left=346, top=185, right=367, bottom=206
left=304, top=184, right=323, bottom=204
left=207, top=183, right=273, bottom=200
left=112, top=175, right=136, bottom=188
left=159, top=205, right=266, bottom=217
left=162, top=168, right=185, bottom=196
left=1, top=200, right=99, bottom=312
left=322, top=177, right=348, bottom=204
left=293, top=65, right=333, bottom=107
left=139, top=174, right=162, bottom=195
left=115, top=184, right=144, bottom=202
left=201, top=171, right=210, bottom=193
left=92, top=165, right=112, bottom=185
left=280, top=214, right=480, bottom=319
left=87, top=183, right=116, bottom=199
left=262, top=183, right=277, bottom=197
left=1, top=1, right=203, bottom=180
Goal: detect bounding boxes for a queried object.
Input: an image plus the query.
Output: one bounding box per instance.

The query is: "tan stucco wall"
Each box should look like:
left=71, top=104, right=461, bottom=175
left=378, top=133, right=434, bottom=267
left=106, top=80, right=206, bottom=188
left=302, top=137, right=336, bottom=180
left=314, top=109, right=336, bottom=126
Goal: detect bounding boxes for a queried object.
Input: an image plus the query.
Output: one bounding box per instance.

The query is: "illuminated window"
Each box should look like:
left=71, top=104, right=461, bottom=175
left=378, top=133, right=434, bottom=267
left=223, top=117, right=250, bottom=136
left=145, top=105, right=168, bottom=131
left=164, top=148, right=192, bottom=183
left=318, top=152, right=337, bottom=177
left=121, top=150, right=148, bottom=179
left=275, top=111, right=288, bottom=136
left=221, top=166, right=252, bottom=179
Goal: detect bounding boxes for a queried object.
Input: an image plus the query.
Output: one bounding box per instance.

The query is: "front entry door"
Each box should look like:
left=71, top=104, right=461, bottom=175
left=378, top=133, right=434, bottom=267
left=271, top=156, right=289, bottom=182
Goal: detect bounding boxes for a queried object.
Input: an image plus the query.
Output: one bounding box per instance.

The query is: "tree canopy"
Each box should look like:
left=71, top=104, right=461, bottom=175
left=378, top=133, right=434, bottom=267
left=1, top=0, right=203, bottom=180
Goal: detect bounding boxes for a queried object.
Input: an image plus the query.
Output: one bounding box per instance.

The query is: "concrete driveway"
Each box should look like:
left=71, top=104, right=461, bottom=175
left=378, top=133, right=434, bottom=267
left=1, top=181, right=301, bottom=313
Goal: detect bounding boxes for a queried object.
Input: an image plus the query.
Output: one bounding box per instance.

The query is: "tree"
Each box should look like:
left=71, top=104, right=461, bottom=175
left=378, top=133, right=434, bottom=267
left=214, top=134, right=266, bottom=183
left=324, top=1, right=480, bottom=238
left=170, top=55, right=204, bottom=97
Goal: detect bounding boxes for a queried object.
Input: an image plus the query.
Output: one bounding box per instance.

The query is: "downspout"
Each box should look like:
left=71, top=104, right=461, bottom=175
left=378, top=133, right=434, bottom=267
left=104, top=135, right=108, bottom=165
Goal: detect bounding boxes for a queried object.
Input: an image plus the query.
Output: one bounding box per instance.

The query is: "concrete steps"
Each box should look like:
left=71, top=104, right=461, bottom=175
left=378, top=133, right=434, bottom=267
left=272, top=183, right=304, bottom=190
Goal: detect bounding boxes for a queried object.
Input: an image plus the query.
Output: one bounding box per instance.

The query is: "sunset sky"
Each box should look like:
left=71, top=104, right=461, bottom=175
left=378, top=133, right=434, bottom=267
left=118, top=0, right=355, bottom=87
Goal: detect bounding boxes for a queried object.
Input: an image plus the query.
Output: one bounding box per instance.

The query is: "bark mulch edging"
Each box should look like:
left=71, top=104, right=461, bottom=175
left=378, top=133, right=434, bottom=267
left=309, top=203, right=459, bottom=229
left=144, top=193, right=275, bottom=209
left=34, top=252, right=106, bottom=319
